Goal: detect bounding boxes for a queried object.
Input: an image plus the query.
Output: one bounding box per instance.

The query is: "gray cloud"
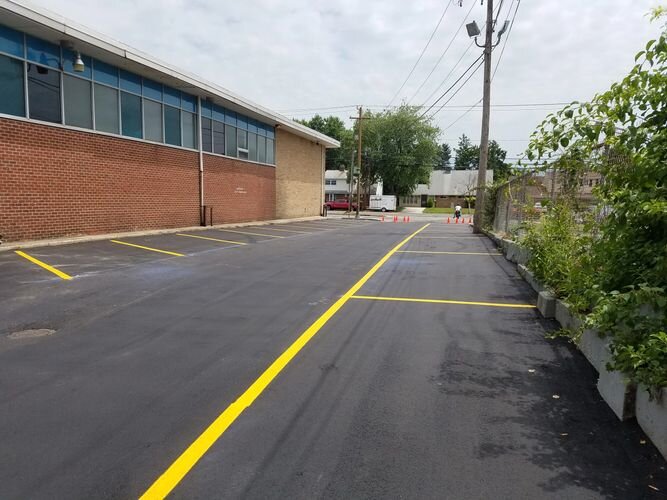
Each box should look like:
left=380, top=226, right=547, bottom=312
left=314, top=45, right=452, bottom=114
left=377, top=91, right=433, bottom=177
left=31, top=0, right=664, bottom=158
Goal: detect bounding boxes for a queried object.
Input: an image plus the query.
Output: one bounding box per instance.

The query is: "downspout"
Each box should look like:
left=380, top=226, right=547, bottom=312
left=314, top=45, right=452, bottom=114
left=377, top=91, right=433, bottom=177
left=197, top=96, right=205, bottom=225
left=321, top=144, right=325, bottom=216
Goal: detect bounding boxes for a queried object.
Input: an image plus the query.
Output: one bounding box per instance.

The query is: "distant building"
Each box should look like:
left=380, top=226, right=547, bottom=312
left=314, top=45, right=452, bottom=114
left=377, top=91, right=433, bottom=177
left=400, top=169, right=494, bottom=207
left=324, top=170, right=351, bottom=201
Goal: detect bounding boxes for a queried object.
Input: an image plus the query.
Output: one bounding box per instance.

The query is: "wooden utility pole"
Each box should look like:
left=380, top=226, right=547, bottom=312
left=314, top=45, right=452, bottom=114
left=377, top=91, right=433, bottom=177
left=350, top=106, right=370, bottom=219
left=473, top=0, right=494, bottom=234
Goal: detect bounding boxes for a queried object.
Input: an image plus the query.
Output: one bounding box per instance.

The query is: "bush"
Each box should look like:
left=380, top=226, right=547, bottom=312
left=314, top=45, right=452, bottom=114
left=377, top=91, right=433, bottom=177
left=426, top=197, right=435, bottom=208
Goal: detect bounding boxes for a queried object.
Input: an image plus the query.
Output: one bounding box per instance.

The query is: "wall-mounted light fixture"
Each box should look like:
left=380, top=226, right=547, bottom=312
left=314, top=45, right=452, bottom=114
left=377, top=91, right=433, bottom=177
left=61, top=40, right=85, bottom=73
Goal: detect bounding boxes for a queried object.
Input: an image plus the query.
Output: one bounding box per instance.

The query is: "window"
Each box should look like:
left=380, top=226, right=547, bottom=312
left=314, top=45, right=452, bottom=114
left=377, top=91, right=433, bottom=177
left=325, top=179, right=337, bottom=186
left=225, top=124, right=237, bottom=157
left=27, top=36, right=60, bottom=69
left=0, top=25, right=23, bottom=58
left=94, top=83, right=119, bottom=133
left=212, top=120, right=225, bottom=154
left=182, top=111, right=196, bottom=149
left=237, top=128, right=248, bottom=159
left=119, top=70, right=141, bottom=94
left=143, top=79, right=162, bottom=101
left=121, top=91, right=142, bottom=138
left=28, top=64, right=61, bottom=123
left=266, top=138, right=274, bottom=165
left=202, top=117, right=212, bottom=152
left=64, top=75, right=92, bottom=129
left=144, top=99, right=163, bottom=142
left=92, top=59, right=119, bottom=87
left=248, top=132, right=257, bottom=162
left=63, top=49, right=91, bottom=79
left=257, top=135, right=266, bottom=163
left=181, top=93, right=197, bottom=113
left=164, top=105, right=181, bottom=146
left=163, top=86, right=180, bottom=107
left=0, top=54, right=24, bottom=117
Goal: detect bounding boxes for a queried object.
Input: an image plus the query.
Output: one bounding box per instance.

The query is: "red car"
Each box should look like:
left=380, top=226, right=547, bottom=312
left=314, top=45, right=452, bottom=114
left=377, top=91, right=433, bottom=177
left=325, top=199, right=357, bottom=211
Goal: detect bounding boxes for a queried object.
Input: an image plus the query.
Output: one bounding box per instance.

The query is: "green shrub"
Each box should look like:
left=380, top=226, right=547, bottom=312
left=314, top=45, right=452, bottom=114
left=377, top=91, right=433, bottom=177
left=426, top=197, right=435, bottom=208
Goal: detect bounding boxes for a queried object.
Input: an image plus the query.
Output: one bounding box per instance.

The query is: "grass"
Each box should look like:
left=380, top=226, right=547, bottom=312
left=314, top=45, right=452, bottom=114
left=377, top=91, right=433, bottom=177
left=422, top=207, right=476, bottom=214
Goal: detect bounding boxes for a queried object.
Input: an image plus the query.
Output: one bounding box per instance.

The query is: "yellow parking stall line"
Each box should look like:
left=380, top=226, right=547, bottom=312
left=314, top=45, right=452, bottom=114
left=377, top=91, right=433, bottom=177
left=15, top=251, right=72, bottom=280
left=214, top=228, right=284, bottom=239
left=110, top=240, right=185, bottom=257
left=258, top=226, right=312, bottom=234
left=176, top=233, right=247, bottom=245
left=350, top=295, right=536, bottom=309
left=396, top=250, right=502, bottom=256
left=414, top=236, right=484, bottom=239
left=138, top=223, right=431, bottom=499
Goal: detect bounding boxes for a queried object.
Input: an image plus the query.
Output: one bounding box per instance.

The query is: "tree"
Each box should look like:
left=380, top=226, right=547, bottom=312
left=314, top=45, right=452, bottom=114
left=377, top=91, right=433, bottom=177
left=488, top=140, right=510, bottom=181
left=454, top=134, right=480, bottom=169
left=295, top=115, right=353, bottom=170
left=434, top=143, right=452, bottom=170
left=362, top=105, right=440, bottom=198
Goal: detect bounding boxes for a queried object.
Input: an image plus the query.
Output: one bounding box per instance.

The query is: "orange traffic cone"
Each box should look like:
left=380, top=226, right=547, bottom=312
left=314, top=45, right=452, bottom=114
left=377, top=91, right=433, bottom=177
left=447, top=217, right=450, bottom=224
left=381, top=215, right=384, bottom=222
left=455, top=217, right=458, bottom=224
left=407, top=216, right=411, bottom=222
left=468, top=217, right=472, bottom=224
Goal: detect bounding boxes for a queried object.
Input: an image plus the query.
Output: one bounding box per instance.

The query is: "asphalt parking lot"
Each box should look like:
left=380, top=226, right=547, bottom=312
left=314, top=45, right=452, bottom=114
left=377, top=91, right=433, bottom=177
left=0, top=218, right=665, bottom=499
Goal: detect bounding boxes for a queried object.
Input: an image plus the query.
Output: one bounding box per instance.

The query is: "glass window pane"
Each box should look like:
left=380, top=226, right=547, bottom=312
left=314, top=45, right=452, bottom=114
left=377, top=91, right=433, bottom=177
left=248, top=119, right=258, bottom=134
left=212, top=120, right=225, bottom=154
left=182, top=111, right=196, bottom=149
left=236, top=115, right=247, bottom=130
left=212, top=104, right=224, bottom=122
left=92, top=59, right=118, bottom=87
left=163, top=86, right=180, bottom=107
left=224, top=110, right=236, bottom=126
left=0, top=25, right=24, bottom=58
left=63, top=49, right=92, bottom=79
left=0, top=55, right=25, bottom=117
left=225, top=124, right=237, bottom=157
left=257, top=135, right=266, bottom=163
left=144, top=99, right=163, bottom=142
left=267, top=126, right=275, bottom=139
left=181, top=93, right=197, bottom=112
left=120, top=70, right=142, bottom=94
left=202, top=117, right=212, bottom=152
left=28, top=63, right=61, bottom=123
left=164, top=105, right=181, bottom=146
left=94, top=83, right=119, bottom=133
left=201, top=100, right=212, bottom=118
left=121, top=91, right=142, bottom=138
left=237, top=129, right=247, bottom=150
left=257, top=123, right=267, bottom=136
left=266, top=138, right=275, bottom=164
left=63, top=75, right=92, bottom=128
left=143, top=79, right=162, bottom=101
left=248, top=132, right=257, bottom=162
left=26, top=36, right=60, bottom=69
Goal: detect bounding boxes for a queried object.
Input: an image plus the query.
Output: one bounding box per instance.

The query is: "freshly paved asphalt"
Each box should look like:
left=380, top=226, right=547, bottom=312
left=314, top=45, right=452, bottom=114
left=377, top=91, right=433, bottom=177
left=0, top=217, right=664, bottom=499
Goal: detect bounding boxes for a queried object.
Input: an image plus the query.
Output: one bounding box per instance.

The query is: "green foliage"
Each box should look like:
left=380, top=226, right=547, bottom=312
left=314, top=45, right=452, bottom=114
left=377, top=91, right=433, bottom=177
left=521, top=203, right=595, bottom=312
left=454, top=134, right=478, bottom=169
left=523, top=20, right=667, bottom=394
left=488, top=140, right=511, bottom=182
left=435, top=143, right=452, bottom=170
left=296, top=115, right=353, bottom=170
left=362, top=105, right=441, bottom=197
left=586, top=286, right=667, bottom=399
left=482, top=183, right=499, bottom=229
left=426, top=197, right=435, bottom=208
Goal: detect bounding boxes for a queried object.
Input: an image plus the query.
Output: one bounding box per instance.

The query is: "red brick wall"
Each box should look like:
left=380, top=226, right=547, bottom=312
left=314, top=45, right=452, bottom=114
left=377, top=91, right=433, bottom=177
left=0, top=118, right=276, bottom=242
left=203, top=154, right=275, bottom=224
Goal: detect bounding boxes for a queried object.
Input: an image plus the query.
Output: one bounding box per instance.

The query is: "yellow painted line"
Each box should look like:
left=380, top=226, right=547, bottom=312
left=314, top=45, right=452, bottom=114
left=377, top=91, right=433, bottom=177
left=351, top=295, right=536, bottom=309
left=139, top=222, right=431, bottom=499
left=15, top=250, right=72, bottom=280
left=110, top=240, right=185, bottom=257
left=214, top=228, right=284, bottom=239
left=176, top=233, right=247, bottom=246
left=397, top=250, right=502, bottom=256
left=258, top=226, right=312, bottom=234
left=414, top=236, right=483, bottom=239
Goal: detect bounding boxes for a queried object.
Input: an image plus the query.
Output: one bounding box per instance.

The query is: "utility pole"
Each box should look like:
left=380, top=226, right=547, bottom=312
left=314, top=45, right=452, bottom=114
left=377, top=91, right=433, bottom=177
left=350, top=106, right=370, bottom=219
left=473, top=0, right=493, bottom=234
left=467, top=0, right=510, bottom=233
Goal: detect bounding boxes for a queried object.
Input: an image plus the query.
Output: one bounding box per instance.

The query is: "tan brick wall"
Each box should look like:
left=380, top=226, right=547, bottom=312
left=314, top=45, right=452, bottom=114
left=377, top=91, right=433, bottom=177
left=275, top=128, right=324, bottom=219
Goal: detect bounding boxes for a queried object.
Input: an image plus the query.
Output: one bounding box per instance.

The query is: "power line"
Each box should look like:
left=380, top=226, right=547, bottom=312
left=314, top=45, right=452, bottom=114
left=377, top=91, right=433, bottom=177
left=406, top=0, right=477, bottom=105
left=416, top=40, right=475, bottom=106
left=492, top=0, right=520, bottom=80
left=386, top=1, right=454, bottom=107
left=422, top=56, right=485, bottom=119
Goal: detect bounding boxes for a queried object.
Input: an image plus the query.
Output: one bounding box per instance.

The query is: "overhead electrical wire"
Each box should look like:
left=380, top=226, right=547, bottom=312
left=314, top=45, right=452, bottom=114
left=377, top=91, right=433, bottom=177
left=420, top=55, right=484, bottom=118
left=386, top=0, right=454, bottom=107
left=406, top=0, right=477, bottom=105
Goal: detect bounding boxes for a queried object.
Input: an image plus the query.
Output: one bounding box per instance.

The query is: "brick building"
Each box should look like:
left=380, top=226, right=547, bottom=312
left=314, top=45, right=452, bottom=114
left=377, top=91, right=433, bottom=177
left=0, top=1, right=338, bottom=243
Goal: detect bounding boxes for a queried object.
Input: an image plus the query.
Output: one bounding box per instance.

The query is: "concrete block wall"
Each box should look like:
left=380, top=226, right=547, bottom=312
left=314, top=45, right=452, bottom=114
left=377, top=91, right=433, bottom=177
left=275, top=128, right=325, bottom=219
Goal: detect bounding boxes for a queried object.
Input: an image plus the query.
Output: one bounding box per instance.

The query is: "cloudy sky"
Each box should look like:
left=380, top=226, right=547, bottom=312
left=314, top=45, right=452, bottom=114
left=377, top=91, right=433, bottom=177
left=31, top=0, right=664, bottom=160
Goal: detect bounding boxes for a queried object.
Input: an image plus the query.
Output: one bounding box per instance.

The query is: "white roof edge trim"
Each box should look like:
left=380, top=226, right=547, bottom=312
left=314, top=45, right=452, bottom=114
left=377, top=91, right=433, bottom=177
left=0, top=0, right=340, bottom=149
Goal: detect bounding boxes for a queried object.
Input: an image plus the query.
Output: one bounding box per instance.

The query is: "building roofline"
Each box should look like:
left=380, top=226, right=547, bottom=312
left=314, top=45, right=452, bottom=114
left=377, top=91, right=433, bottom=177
left=0, top=0, right=340, bottom=148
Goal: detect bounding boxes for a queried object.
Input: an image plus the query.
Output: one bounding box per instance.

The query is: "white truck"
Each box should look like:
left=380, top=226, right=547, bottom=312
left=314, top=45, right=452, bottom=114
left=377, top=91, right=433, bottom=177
left=368, top=195, right=397, bottom=212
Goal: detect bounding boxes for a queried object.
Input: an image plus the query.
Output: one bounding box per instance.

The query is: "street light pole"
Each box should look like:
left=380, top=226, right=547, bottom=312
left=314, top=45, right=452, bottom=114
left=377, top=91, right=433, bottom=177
left=355, top=106, right=363, bottom=219
left=473, top=0, right=493, bottom=234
